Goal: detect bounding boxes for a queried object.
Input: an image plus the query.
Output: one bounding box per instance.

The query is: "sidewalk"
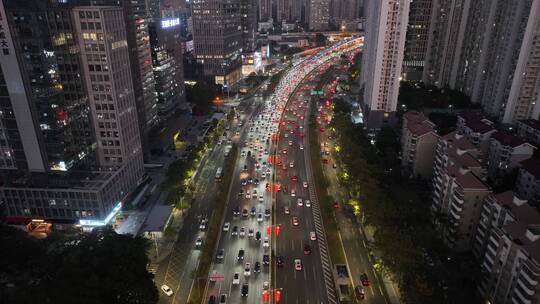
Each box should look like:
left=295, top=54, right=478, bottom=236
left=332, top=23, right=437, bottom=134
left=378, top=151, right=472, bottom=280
left=149, top=208, right=187, bottom=264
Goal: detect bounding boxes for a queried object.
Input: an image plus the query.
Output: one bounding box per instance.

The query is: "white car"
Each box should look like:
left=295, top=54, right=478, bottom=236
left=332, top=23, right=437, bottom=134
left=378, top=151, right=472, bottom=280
left=261, top=172, right=266, bottom=178
left=245, top=191, right=251, bottom=199
left=289, top=162, right=294, bottom=168
left=259, top=194, right=264, bottom=202
left=303, top=181, right=308, bottom=188
left=223, top=222, right=230, bottom=232
left=244, top=263, right=251, bottom=276
left=294, top=259, right=302, bottom=271
left=284, top=207, right=290, bottom=214
left=291, top=189, right=296, bottom=197
left=257, top=213, right=263, bottom=222
left=233, top=272, right=240, bottom=285
left=305, top=200, right=311, bottom=207
left=240, top=227, right=246, bottom=237
left=310, top=231, right=317, bottom=241
left=299, top=145, right=304, bottom=150
left=263, top=237, right=270, bottom=248
left=195, top=238, right=203, bottom=247
left=297, top=198, right=303, bottom=206
left=161, top=284, right=174, bottom=296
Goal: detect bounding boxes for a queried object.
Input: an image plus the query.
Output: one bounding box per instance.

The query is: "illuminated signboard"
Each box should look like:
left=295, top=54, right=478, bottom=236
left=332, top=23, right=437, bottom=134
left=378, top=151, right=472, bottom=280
left=79, top=202, right=122, bottom=226
left=161, top=18, right=180, bottom=29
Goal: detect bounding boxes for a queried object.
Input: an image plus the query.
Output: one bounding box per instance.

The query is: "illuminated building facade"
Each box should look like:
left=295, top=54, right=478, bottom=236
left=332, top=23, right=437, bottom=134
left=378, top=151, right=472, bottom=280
left=0, top=0, right=144, bottom=226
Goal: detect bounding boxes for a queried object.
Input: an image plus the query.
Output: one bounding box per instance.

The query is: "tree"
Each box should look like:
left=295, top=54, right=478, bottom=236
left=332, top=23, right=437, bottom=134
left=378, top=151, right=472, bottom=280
left=186, top=81, right=219, bottom=115
left=0, top=225, right=158, bottom=304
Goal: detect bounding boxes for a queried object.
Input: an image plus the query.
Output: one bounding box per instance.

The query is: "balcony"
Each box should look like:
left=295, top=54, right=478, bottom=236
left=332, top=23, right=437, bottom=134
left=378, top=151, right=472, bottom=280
left=514, top=279, right=533, bottom=304
left=520, top=266, right=539, bottom=287
left=516, top=276, right=535, bottom=297
left=450, top=207, right=461, bottom=220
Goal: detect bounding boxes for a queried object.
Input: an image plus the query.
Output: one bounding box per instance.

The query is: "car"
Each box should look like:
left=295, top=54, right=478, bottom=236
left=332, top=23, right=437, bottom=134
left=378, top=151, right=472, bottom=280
left=263, top=237, right=270, bottom=248
left=360, top=273, right=370, bottom=286
left=276, top=256, right=284, bottom=267
left=242, top=208, right=249, bottom=217
left=223, top=222, right=230, bottom=231
left=248, top=178, right=253, bottom=184
left=294, top=259, right=302, bottom=271
left=303, top=181, right=308, bottom=188
left=200, top=218, right=208, bottom=230
left=217, top=248, right=225, bottom=260
left=208, top=295, right=216, bottom=304
left=234, top=206, right=240, bottom=216
left=244, top=262, right=251, bottom=276
left=195, top=238, right=203, bottom=247
left=289, top=162, right=294, bottom=168
left=263, top=254, right=270, bottom=265
left=241, top=179, right=247, bottom=186
left=245, top=191, right=251, bottom=199
left=241, top=284, right=249, bottom=297
left=250, top=206, right=256, bottom=216
left=265, top=209, right=271, bottom=218
left=255, top=231, right=261, bottom=241
left=284, top=207, right=290, bottom=214
left=254, top=261, right=261, bottom=273
left=333, top=202, right=340, bottom=209
left=239, top=227, right=246, bottom=237
left=263, top=281, right=269, bottom=290
left=237, top=249, right=245, bottom=261
left=232, top=272, right=240, bottom=285
left=297, top=198, right=303, bottom=206
left=219, top=294, right=227, bottom=304
left=291, top=175, right=298, bottom=182
left=248, top=228, right=254, bottom=238
left=310, top=231, right=317, bottom=241
left=257, top=213, right=263, bottom=222
left=304, top=244, right=312, bottom=255
left=305, top=200, right=311, bottom=207
left=161, top=284, right=173, bottom=296
left=261, top=172, right=266, bottom=178
left=291, top=189, right=296, bottom=197
left=333, top=163, right=337, bottom=169
left=232, top=226, right=238, bottom=236
left=259, top=194, right=264, bottom=202
left=300, top=145, right=304, bottom=150
left=355, top=286, right=366, bottom=300
left=288, top=140, right=293, bottom=146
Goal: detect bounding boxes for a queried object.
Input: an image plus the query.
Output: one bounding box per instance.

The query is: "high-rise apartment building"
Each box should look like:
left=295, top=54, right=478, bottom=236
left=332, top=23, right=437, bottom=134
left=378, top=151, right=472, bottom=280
left=474, top=191, right=540, bottom=304
left=432, top=132, right=491, bottom=251
left=329, top=0, right=358, bottom=28
left=192, top=0, right=242, bottom=85
left=425, top=0, right=540, bottom=124
left=401, top=111, right=439, bottom=179
left=0, top=1, right=144, bottom=226
left=422, top=0, right=471, bottom=89
left=306, top=0, right=330, bottom=31
left=402, top=0, right=432, bottom=81
left=360, top=0, right=410, bottom=129
left=258, top=0, right=272, bottom=22
left=277, top=0, right=301, bottom=23
left=241, top=0, right=257, bottom=52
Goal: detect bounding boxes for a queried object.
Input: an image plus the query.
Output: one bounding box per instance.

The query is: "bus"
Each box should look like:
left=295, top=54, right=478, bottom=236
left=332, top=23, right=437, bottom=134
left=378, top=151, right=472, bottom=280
left=215, top=167, right=223, bottom=182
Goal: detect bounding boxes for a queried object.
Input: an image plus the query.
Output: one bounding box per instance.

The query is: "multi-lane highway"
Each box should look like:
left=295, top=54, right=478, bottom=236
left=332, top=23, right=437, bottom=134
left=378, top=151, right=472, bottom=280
left=201, top=37, right=367, bottom=304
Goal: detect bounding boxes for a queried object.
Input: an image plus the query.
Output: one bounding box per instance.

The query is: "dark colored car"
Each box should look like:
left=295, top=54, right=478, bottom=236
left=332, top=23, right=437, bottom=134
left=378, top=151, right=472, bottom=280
left=208, top=295, right=216, bottom=304
left=263, top=254, right=270, bottom=265
left=255, top=231, right=261, bottom=241
left=276, top=256, right=284, bottom=267
left=265, top=209, right=271, bottom=218
left=304, top=244, right=311, bottom=255
left=254, top=262, right=261, bottom=273
left=234, top=206, right=240, bottom=216
left=241, top=284, right=249, bottom=297
left=360, top=273, right=370, bottom=286
left=242, top=208, right=249, bottom=217
left=237, top=249, right=245, bottom=261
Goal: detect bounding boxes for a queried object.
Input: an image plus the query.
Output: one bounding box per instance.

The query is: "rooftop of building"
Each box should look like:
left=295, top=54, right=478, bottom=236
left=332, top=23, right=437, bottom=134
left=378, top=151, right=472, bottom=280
left=407, top=120, right=437, bottom=137
left=518, top=119, right=540, bottom=132
left=492, top=191, right=528, bottom=212
left=503, top=203, right=540, bottom=262
left=492, top=131, right=530, bottom=148
left=443, top=131, right=477, bottom=151
left=520, top=157, right=540, bottom=180
left=142, top=204, right=174, bottom=233
left=403, top=111, right=429, bottom=124
left=458, top=111, right=494, bottom=134
left=448, top=164, right=489, bottom=191
left=0, top=168, right=120, bottom=191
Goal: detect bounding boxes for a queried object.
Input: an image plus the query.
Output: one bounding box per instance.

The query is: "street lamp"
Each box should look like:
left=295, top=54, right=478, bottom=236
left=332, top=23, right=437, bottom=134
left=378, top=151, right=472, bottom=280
left=213, top=96, right=223, bottom=112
